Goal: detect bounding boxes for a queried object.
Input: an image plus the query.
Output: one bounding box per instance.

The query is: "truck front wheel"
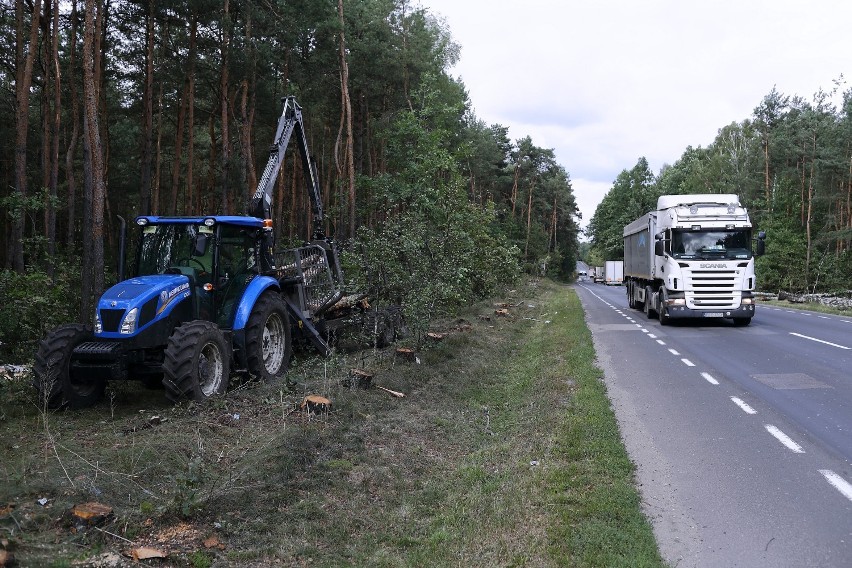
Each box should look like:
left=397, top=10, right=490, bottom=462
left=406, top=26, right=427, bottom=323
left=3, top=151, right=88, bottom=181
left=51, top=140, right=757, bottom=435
left=732, top=317, right=752, bottom=326
left=245, top=292, right=292, bottom=382
left=644, top=286, right=657, bottom=319
left=33, top=324, right=104, bottom=409
left=163, top=321, right=230, bottom=403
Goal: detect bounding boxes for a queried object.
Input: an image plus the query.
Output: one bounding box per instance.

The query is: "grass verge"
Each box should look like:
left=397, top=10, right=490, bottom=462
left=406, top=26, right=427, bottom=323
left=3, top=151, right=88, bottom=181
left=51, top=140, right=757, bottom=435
left=0, top=280, right=663, bottom=567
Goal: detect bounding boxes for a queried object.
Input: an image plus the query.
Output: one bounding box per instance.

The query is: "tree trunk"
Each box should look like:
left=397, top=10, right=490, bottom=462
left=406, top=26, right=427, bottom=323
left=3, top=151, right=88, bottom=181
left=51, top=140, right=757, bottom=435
left=185, top=13, right=198, bottom=214
left=219, top=0, right=232, bottom=214
left=170, top=85, right=187, bottom=215
left=152, top=83, right=163, bottom=214
left=65, top=0, right=80, bottom=249
left=139, top=0, right=155, bottom=214
left=81, top=0, right=106, bottom=321
left=238, top=11, right=256, bottom=201
left=524, top=177, right=536, bottom=261
left=338, top=0, right=356, bottom=238
left=47, top=0, right=61, bottom=277
left=10, top=0, right=42, bottom=272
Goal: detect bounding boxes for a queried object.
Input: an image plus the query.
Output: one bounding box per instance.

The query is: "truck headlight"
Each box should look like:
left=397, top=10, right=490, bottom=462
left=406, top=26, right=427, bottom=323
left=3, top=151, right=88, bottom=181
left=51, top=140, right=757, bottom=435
left=665, top=298, right=686, bottom=306
left=94, top=312, right=102, bottom=334
left=120, top=308, right=138, bottom=334
left=741, top=297, right=754, bottom=305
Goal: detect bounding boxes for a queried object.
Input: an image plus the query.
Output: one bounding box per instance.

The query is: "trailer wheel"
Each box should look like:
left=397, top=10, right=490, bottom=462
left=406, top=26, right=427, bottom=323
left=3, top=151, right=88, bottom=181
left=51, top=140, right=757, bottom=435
left=245, top=292, right=292, bottom=382
left=627, top=282, right=639, bottom=309
left=163, top=321, right=230, bottom=403
left=34, top=324, right=103, bottom=409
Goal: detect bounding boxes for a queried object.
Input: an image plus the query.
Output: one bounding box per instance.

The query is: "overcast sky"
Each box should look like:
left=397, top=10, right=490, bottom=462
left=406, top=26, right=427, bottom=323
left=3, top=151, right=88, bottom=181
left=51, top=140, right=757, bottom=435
left=416, top=0, right=851, bottom=234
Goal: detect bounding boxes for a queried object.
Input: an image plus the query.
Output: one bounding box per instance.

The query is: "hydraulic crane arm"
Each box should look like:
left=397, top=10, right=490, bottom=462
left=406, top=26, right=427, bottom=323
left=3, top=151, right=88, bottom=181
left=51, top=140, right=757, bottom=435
left=250, top=96, right=325, bottom=240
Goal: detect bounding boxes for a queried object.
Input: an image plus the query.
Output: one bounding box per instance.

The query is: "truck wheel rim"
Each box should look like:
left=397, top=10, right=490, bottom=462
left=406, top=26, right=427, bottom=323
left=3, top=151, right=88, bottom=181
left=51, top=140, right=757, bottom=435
left=262, top=313, right=287, bottom=373
left=199, top=341, right=225, bottom=396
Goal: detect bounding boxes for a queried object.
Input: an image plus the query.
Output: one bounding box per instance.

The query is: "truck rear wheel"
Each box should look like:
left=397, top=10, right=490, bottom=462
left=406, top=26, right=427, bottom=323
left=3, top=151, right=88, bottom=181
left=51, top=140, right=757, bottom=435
left=163, top=321, right=230, bottom=403
left=245, top=292, right=292, bottom=382
left=33, top=324, right=104, bottom=409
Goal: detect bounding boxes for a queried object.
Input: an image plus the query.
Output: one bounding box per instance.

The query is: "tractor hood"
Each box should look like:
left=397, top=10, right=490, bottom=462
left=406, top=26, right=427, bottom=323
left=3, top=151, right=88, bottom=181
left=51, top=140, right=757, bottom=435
left=95, top=275, right=191, bottom=337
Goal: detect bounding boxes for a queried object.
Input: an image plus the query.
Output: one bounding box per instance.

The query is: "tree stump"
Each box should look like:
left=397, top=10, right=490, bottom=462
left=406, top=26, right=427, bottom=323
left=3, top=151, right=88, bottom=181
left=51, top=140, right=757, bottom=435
left=342, top=369, right=373, bottom=389
left=300, top=395, right=332, bottom=414
left=396, top=347, right=416, bottom=361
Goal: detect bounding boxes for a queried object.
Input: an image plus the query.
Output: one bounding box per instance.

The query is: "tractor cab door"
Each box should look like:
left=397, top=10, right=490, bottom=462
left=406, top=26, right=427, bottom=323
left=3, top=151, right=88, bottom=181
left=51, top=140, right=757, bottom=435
left=214, top=225, right=262, bottom=328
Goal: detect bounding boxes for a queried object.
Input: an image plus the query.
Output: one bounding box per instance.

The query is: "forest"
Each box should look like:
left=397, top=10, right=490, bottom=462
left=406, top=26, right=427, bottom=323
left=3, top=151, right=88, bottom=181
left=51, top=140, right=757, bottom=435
left=587, top=84, right=852, bottom=294
left=0, top=0, right=580, bottom=362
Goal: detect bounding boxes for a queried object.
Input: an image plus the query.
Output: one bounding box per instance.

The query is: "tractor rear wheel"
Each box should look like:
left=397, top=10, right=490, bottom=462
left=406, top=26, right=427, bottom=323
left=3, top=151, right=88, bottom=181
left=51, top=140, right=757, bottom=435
left=245, top=292, right=292, bottom=382
left=33, top=324, right=104, bottom=409
left=163, top=321, right=230, bottom=403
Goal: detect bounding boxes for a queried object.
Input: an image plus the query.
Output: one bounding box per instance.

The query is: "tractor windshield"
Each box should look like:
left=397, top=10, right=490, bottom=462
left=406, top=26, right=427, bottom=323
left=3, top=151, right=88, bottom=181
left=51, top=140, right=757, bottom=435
left=670, top=228, right=753, bottom=260
left=134, top=224, right=214, bottom=276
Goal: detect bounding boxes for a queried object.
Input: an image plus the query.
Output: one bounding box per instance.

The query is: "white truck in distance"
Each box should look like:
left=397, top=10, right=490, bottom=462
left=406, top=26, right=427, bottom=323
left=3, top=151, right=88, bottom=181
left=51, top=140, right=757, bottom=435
left=605, top=260, right=624, bottom=285
left=623, top=194, right=765, bottom=326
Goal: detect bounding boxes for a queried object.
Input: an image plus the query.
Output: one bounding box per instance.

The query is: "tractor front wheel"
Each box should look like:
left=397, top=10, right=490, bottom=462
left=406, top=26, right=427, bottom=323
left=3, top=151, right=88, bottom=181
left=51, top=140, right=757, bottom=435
left=245, top=292, right=292, bottom=382
left=163, top=321, right=230, bottom=403
left=33, top=324, right=104, bottom=409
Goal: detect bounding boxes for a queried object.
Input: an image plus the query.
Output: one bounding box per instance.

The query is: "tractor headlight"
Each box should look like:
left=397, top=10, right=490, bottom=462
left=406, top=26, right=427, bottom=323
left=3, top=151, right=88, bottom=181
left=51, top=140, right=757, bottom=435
left=120, top=308, right=138, bottom=334
left=94, top=311, right=102, bottom=334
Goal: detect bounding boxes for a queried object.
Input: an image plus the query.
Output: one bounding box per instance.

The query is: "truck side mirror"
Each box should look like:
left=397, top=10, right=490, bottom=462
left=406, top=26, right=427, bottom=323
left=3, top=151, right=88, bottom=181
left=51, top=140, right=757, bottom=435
left=654, top=241, right=665, bottom=256
left=755, top=231, right=766, bottom=257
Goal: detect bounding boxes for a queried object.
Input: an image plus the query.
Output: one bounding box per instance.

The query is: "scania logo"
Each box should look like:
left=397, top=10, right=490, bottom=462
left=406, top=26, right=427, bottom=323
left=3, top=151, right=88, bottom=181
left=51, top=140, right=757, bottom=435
left=699, top=263, right=727, bottom=268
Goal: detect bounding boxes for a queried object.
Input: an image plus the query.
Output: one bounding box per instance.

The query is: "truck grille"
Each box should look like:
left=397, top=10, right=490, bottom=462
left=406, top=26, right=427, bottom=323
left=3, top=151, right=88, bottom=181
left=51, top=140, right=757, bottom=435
left=682, top=268, right=740, bottom=309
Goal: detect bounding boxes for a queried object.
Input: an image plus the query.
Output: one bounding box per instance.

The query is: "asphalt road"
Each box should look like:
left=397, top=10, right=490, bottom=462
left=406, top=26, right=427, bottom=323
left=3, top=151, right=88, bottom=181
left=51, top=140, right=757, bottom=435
left=575, top=282, right=852, bottom=568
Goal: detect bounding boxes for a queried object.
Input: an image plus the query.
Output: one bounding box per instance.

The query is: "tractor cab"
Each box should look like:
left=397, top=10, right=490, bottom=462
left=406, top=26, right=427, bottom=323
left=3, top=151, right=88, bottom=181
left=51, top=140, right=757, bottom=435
left=129, top=216, right=266, bottom=329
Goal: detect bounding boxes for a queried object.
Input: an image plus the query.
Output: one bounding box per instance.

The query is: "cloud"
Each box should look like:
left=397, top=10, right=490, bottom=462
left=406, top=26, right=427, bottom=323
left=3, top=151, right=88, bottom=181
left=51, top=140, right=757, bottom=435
left=420, top=0, right=852, bottom=228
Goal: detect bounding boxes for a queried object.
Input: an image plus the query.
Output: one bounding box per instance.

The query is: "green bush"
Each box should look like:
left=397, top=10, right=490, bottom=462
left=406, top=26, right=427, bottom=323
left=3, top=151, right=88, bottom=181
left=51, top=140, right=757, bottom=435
left=0, top=266, right=81, bottom=363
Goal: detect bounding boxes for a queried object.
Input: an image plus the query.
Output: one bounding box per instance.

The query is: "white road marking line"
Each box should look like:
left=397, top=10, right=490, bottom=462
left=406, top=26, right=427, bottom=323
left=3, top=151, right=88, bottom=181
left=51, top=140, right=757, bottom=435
left=641, top=329, right=649, bottom=333
left=681, top=359, right=695, bottom=367
left=635, top=324, right=643, bottom=328
left=668, top=348, right=680, bottom=356
left=819, top=470, right=852, bottom=503
left=765, top=425, right=805, bottom=453
left=731, top=397, right=757, bottom=414
left=701, top=372, right=719, bottom=385
left=789, top=332, right=851, bottom=350
left=648, top=334, right=657, bottom=339
left=656, top=339, right=666, bottom=346
left=818, top=316, right=830, bottom=320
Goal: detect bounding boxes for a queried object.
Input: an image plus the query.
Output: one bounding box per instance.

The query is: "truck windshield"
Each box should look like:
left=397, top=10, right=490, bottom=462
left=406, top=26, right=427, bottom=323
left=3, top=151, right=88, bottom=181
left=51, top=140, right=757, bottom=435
left=135, top=224, right=213, bottom=276
left=671, top=229, right=752, bottom=260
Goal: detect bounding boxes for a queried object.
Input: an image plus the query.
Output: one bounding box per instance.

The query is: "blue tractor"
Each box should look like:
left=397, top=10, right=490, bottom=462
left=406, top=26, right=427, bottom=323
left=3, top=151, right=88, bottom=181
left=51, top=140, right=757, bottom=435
left=34, top=97, right=369, bottom=408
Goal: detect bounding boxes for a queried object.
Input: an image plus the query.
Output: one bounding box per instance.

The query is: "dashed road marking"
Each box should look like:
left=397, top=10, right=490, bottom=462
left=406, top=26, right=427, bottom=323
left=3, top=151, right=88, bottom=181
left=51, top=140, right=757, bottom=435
left=682, top=359, right=695, bottom=367
left=701, top=372, right=720, bottom=385
left=668, top=348, right=680, bottom=356
left=731, top=397, right=757, bottom=414
left=820, top=470, right=852, bottom=503
left=790, top=332, right=851, bottom=350
left=765, top=425, right=805, bottom=453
